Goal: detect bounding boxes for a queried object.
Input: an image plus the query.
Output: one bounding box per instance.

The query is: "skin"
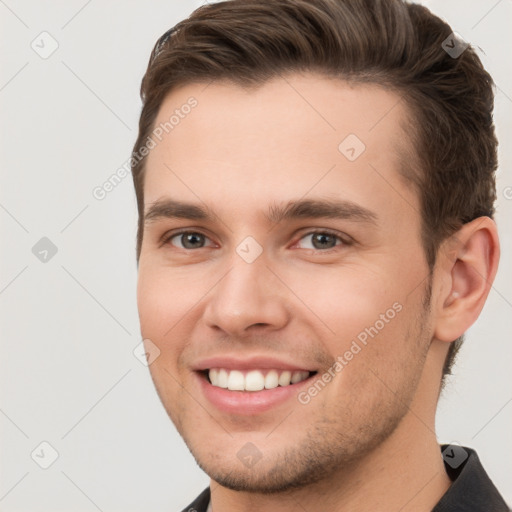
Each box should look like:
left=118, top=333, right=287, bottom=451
left=136, top=73, right=500, bottom=512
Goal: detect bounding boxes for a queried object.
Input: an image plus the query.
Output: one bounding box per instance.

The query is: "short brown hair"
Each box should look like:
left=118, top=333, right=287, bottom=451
left=131, top=0, right=498, bottom=383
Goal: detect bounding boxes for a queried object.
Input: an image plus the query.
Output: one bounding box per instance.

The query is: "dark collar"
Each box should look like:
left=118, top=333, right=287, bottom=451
left=181, top=446, right=509, bottom=512
left=181, top=486, right=210, bottom=512
left=433, top=444, right=509, bottom=511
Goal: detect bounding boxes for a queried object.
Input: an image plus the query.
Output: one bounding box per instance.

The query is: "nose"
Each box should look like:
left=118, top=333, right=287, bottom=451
left=202, top=252, right=290, bottom=337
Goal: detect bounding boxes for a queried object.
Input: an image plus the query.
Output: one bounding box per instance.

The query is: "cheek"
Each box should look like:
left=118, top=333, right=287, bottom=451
left=282, top=263, right=401, bottom=340
left=137, top=271, right=190, bottom=406
left=335, top=288, right=428, bottom=403
left=284, top=263, right=421, bottom=391
left=137, top=265, right=202, bottom=339
left=136, top=270, right=197, bottom=380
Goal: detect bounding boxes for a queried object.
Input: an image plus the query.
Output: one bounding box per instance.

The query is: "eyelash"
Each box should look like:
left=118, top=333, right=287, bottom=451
left=160, top=229, right=352, bottom=253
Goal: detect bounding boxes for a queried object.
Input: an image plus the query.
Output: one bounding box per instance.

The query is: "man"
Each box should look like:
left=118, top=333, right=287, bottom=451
left=131, top=0, right=508, bottom=510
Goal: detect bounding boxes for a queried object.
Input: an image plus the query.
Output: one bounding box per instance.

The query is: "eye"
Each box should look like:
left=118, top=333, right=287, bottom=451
left=295, top=230, right=348, bottom=251
left=161, top=229, right=350, bottom=252
left=163, top=231, right=215, bottom=250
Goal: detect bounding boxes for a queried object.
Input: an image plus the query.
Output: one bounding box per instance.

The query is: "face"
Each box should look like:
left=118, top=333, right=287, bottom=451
left=137, top=74, right=435, bottom=492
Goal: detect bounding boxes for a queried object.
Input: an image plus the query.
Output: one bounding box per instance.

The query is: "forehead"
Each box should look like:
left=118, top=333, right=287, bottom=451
left=143, top=73, right=419, bottom=223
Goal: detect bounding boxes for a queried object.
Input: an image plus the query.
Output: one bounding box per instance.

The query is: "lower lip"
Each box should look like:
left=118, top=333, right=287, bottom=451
left=196, top=372, right=315, bottom=415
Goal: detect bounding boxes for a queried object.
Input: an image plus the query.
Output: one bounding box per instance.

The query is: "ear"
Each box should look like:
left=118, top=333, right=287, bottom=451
left=433, top=217, right=500, bottom=343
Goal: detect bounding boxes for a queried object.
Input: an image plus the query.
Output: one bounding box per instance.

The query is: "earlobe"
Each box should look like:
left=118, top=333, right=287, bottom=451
left=434, top=217, right=500, bottom=343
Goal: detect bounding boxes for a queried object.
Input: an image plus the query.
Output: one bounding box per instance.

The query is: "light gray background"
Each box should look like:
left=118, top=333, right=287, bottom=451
left=1, top=1, right=510, bottom=510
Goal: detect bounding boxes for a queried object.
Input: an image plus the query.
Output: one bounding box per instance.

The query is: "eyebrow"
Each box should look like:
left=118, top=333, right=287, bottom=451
left=144, top=197, right=378, bottom=227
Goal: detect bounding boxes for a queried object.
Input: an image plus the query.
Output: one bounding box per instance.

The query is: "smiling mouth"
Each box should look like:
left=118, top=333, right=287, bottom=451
left=202, top=368, right=318, bottom=392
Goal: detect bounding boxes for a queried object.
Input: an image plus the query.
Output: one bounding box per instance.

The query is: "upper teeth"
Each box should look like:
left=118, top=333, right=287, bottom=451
left=208, top=369, right=311, bottom=391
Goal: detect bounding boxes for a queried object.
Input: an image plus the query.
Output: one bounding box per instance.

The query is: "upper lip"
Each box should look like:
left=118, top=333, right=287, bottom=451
left=192, top=355, right=316, bottom=372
